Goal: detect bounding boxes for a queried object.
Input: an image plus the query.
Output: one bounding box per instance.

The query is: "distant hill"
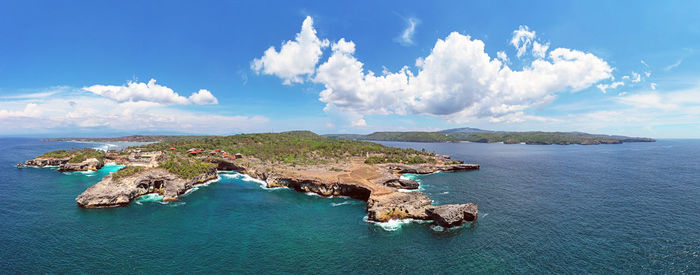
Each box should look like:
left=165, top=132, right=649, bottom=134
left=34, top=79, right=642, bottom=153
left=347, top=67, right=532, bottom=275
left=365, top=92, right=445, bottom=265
left=438, top=127, right=492, bottom=133
left=323, top=130, right=655, bottom=145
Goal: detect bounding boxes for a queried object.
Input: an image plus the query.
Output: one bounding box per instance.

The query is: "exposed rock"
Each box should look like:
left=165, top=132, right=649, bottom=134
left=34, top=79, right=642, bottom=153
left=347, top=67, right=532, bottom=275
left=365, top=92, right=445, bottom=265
left=366, top=192, right=432, bottom=222
left=381, top=163, right=480, bottom=174
left=75, top=167, right=217, bottom=208
left=16, top=163, right=25, bottom=168
left=382, top=178, right=420, bottom=189
left=426, top=204, right=478, bottom=227
left=58, top=158, right=104, bottom=172
left=25, top=157, right=71, bottom=167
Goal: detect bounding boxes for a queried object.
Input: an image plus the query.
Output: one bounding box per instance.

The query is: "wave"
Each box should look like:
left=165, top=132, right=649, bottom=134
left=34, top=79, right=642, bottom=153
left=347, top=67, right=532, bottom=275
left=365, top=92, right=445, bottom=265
left=219, top=172, right=284, bottom=190
left=330, top=201, right=356, bottom=207
left=181, top=175, right=222, bottom=197
left=134, top=193, right=164, bottom=204
left=363, top=215, right=431, bottom=231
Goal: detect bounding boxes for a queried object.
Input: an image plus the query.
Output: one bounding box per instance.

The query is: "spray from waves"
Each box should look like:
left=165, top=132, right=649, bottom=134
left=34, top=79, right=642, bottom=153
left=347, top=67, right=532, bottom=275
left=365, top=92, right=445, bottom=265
left=362, top=215, right=431, bottom=231
left=219, top=172, right=284, bottom=190
left=134, top=193, right=164, bottom=205
left=440, top=191, right=449, bottom=195
left=330, top=201, right=357, bottom=207
left=181, top=174, right=222, bottom=197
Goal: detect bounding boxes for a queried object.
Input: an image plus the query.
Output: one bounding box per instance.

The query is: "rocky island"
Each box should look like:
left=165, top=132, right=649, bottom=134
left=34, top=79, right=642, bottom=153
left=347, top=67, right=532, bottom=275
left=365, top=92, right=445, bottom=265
left=26, top=131, right=481, bottom=228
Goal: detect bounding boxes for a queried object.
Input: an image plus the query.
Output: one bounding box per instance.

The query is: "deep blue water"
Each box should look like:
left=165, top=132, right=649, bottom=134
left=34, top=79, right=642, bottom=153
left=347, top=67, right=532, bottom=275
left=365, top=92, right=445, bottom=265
left=0, top=138, right=698, bottom=273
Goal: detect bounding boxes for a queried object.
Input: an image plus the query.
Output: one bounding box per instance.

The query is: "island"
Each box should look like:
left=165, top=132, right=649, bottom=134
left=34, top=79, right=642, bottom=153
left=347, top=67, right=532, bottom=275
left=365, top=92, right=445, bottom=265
left=324, top=128, right=656, bottom=145
left=23, top=131, right=480, bottom=228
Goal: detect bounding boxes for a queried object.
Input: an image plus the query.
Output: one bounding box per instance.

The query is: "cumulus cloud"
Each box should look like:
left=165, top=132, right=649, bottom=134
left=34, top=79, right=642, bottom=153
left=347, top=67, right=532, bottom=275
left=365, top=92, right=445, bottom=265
left=188, top=89, right=218, bottom=105
left=497, top=51, right=509, bottom=63
left=396, top=17, right=419, bottom=46
left=256, top=19, right=613, bottom=125
left=597, top=81, right=624, bottom=93
left=0, top=103, right=42, bottom=119
left=252, top=16, right=330, bottom=84
left=532, top=41, right=550, bottom=59
left=510, top=25, right=536, bottom=58
left=314, top=32, right=612, bottom=123
left=83, top=79, right=218, bottom=105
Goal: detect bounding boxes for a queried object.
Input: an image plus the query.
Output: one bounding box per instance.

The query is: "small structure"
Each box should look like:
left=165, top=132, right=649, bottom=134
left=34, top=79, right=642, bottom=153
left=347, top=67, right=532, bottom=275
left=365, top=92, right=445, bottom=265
left=170, top=147, right=177, bottom=150
left=234, top=153, right=243, bottom=159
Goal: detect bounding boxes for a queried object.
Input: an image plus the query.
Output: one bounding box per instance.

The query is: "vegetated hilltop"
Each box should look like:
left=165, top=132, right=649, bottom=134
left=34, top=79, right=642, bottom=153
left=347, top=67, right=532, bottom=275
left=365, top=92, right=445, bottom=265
left=324, top=128, right=655, bottom=145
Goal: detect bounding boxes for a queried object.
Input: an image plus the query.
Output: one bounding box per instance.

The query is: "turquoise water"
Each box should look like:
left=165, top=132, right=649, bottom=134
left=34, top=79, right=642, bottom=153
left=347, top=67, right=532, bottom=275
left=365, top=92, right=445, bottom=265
left=0, top=138, right=698, bottom=273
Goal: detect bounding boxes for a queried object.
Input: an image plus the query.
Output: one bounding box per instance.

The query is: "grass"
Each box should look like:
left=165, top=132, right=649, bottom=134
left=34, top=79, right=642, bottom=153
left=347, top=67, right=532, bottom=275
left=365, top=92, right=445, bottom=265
left=137, top=131, right=436, bottom=166
left=112, top=166, right=145, bottom=182
left=40, top=148, right=105, bottom=163
left=158, top=153, right=216, bottom=179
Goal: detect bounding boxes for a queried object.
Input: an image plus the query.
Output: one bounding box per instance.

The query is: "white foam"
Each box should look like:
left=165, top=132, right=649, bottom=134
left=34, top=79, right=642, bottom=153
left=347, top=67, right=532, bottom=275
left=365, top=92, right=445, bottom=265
left=182, top=175, right=222, bottom=197
left=220, top=172, right=283, bottom=190
left=362, top=215, right=430, bottom=231
left=440, top=191, right=449, bottom=195
left=331, top=201, right=354, bottom=207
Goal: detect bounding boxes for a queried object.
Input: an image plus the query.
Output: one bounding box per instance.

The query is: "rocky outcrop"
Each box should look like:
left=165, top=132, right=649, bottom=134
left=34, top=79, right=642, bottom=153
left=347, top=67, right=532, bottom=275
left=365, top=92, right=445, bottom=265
left=382, top=178, right=420, bottom=189
left=75, top=167, right=217, bottom=208
left=57, top=158, right=104, bottom=172
left=25, top=157, right=71, bottom=167
left=426, top=204, right=478, bottom=227
left=381, top=163, right=480, bottom=174
left=366, top=192, right=432, bottom=222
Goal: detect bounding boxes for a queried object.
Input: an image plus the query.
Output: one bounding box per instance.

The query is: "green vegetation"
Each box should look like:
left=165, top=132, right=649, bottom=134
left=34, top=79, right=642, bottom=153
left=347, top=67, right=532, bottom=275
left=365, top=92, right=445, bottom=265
left=112, top=166, right=145, bottom=182
left=158, top=154, right=216, bottom=179
left=324, top=131, right=655, bottom=145
left=138, top=131, right=434, bottom=166
left=40, top=148, right=105, bottom=163
left=365, top=155, right=429, bottom=165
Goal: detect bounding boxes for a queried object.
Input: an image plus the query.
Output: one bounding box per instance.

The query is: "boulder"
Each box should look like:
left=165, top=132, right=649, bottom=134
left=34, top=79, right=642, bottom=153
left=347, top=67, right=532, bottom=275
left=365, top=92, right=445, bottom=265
left=382, top=178, right=420, bottom=189
left=426, top=203, right=478, bottom=227
left=58, top=158, right=104, bottom=172
left=25, top=157, right=71, bottom=167
left=366, top=192, right=432, bottom=222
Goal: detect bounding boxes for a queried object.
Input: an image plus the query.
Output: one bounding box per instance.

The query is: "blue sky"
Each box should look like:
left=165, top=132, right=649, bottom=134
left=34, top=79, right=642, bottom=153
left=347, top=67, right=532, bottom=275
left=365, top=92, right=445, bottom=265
left=1, top=1, right=699, bottom=138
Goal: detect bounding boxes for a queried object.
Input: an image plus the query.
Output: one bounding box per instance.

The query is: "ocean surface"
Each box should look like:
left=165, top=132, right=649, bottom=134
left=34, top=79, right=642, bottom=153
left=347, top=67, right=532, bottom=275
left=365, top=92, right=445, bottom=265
left=0, top=137, right=698, bottom=274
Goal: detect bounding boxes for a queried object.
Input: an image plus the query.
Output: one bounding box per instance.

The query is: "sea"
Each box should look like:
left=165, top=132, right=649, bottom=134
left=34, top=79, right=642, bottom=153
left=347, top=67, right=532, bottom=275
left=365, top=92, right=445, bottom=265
left=0, top=137, right=697, bottom=274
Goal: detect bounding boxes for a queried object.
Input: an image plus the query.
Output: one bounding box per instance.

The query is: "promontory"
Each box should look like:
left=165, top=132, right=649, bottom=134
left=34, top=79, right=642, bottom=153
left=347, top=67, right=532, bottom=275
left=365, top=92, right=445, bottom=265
left=24, top=131, right=481, bottom=229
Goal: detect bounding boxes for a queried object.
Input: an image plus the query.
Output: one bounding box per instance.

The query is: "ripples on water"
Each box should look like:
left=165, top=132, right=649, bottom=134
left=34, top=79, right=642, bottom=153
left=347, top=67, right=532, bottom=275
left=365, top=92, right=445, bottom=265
left=0, top=138, right=697, bottom=273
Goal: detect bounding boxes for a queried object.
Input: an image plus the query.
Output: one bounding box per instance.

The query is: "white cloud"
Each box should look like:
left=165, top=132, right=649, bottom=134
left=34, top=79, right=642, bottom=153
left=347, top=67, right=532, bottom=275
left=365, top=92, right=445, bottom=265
left=597, top=81, right=624, bottom=93
left=255, top=18, right=613, bottom=125
left=623, top=72, right=642, bottom=83
left=650, top=83, right=657, bottom=90
left=251, top=16, right=330, bottom=84
left=188, top=89, right=218, bottom=105
left=665, top=59, right=682, bottom=71
left=0, top=94, right=267, bottom=134
left=0, top=103, right=42, bottom=119
left=83, top=79, right=218, bottom=105
left=532, top=41, right=550, bottom=59
left=497, top=51, right=509, bottom=63
left=396, top=17, right=419, bottom=46
left=314, top=32, right=612, bottom=123
left=510, top=25, right=536, bottom=58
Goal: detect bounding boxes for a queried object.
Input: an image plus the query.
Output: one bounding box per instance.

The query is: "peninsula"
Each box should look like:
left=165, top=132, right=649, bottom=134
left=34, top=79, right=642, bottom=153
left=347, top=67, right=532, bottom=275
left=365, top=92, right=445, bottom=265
left=325, top=128, right=656, bottom=145
left=24, top=131, right=480, bottom=228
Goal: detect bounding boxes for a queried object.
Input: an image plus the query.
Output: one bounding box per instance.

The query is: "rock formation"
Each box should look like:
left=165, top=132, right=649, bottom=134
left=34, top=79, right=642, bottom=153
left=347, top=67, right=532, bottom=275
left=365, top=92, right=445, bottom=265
left=426, top=204, right=478, bottom=227
left=58, top=158, right=103, bottom=172
left=76, top=167, right=217, bottom=208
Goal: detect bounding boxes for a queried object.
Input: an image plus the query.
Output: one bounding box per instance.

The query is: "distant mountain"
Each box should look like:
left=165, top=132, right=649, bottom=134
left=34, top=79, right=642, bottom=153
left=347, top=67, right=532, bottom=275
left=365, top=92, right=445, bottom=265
left=438, top=127, right=492, bottom=133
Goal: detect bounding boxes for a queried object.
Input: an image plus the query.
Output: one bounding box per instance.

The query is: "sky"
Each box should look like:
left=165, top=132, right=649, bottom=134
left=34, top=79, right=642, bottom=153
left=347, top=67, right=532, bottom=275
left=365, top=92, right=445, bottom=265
left=1, top=1, right=699, bottom=138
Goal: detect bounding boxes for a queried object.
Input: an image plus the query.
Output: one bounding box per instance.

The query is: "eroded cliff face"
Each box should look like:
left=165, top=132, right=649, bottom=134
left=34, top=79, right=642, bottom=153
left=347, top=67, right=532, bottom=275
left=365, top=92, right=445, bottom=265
left=75, top=167, right=217, bottom=208
left=58, top=158, right=103, bottom=172
left=25, top=157, right=71, bottom=167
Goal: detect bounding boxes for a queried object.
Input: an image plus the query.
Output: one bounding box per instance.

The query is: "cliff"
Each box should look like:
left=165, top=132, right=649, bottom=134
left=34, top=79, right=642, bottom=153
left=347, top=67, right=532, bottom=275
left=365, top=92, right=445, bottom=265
left=76, top=167, right=217, bottom=208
